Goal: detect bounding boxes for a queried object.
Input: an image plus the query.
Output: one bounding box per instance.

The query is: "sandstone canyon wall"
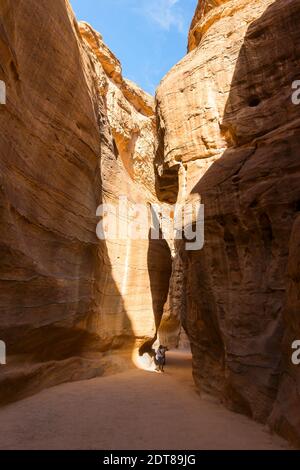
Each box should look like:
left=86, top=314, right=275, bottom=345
left=0, top=0, right=299, bottom=448
left=0, top=0, right=172, bottom=404
left=156, top=0, right=300, bottom=445
left=78, top=21, right=172, bottom=356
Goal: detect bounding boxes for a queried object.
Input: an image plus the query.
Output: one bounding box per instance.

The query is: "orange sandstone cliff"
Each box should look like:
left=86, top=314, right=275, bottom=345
left=0, top=0, right=299, bottom=447
left=0, top=0, right=172, bottom=402
left=156, top=0, right=300, bottom=446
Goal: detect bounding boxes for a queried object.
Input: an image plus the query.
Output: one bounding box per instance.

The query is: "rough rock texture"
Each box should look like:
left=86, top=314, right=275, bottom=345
left=0, top=0, right=171, bottom=404
left=189, top=0, right=231, bottom=52
left=1, top=0, right=299, bottom=447
left=79, top=22, right=156, bottom=195
left=0, top=0, right=105, bottom=403
left=78, top=22, right=173, bottom=353
left=156, top=0, right=300, bottom=446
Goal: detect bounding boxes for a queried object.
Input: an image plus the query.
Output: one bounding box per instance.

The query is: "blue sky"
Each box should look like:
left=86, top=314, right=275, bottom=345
left=71, top=0, right=197, bottom=95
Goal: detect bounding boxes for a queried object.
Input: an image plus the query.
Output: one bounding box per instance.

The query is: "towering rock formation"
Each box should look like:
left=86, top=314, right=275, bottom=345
left=78, top=21, right=172, bottom=355
left=0, top=0, right=171, bottom=403
left=156, top=0, right=300, bottom=445
left=0, top=0, right=299, bottom=448
left=0, top=0, right=105, bottom=402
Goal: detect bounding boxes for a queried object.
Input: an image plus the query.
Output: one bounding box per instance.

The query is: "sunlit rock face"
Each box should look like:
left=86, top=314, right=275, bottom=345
left=0, top=0, right=172, bottom=403
left=1, top=0, right=299, bottom=446
left=79, top=22, right=156, bottom=196
left=79, top=21, right=173, bottom=351
left=189, top=0, right=231, bottom=52
left=156, top=0, right=300, bottom=445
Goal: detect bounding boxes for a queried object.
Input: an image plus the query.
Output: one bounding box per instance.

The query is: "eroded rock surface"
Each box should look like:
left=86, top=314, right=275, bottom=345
left=156, top=0, right=300, bottom=446
left=0, top=0, right=171, bottom=403
left=1, top=0, right=299, bottom=448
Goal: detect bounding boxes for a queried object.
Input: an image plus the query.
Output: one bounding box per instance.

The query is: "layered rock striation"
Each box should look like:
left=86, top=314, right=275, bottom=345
left=156, top=0, right=300, bottom=446
left=0, top=0, right=299, bottom=447
left=0, top=0, right=172, bottom=404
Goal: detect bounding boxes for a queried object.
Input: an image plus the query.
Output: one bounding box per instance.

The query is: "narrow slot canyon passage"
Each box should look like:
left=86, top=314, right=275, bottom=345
left=0, top=0, right=300, bottom=451
left=0, top=351, right=288, bottom=450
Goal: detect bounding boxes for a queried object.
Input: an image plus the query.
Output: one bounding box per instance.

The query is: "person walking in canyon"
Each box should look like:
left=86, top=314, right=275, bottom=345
left=155, top=346, right=168, bottom=373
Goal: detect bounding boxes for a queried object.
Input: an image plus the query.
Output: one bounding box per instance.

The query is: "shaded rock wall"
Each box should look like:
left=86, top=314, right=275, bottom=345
left=1, top=0, right=299, bottom=447
left=0, top=0, right=106, bottom=402
left=156, top=0, right=300, bottom=445
left=0, top=0, right=172, bottom=403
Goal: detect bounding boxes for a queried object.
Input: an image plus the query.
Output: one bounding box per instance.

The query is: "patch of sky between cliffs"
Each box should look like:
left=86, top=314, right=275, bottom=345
left=71, top=0, right=198, bottom=95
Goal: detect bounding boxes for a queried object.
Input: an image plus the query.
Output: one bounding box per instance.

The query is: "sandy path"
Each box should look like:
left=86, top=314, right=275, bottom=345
left=0, top=351, right=288, bottom=450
